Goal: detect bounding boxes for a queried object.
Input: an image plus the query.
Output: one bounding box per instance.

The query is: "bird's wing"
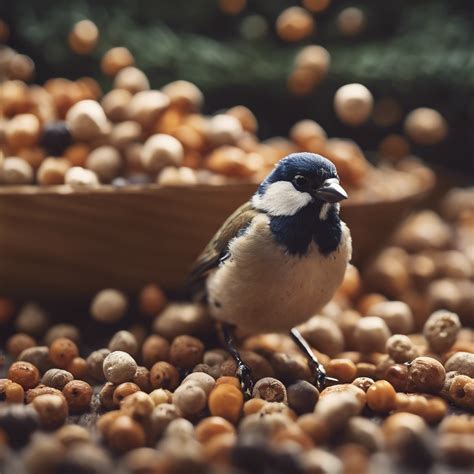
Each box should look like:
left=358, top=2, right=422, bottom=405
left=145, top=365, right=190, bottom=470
left=189, top=200, right=261, bottom=300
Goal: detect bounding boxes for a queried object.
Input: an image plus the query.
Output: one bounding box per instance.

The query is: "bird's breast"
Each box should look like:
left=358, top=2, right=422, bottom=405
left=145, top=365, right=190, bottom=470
left=206, top=214, right=352, bottom=333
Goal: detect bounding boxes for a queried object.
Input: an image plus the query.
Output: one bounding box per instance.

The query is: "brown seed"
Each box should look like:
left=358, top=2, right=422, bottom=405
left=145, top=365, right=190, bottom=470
left=142, top=335, right=170, bottom=367
left=99, top=382, right=118, bottom=410
left=120, top=391, right=154, bottom=420
left=408, top=356, right=446, bottom=393
left=169, top=335, right=204, bottom=369
left=326, top=359, right=357, bottom=383
left=287, top=380, right=320, bottom=414
left=386, top=334, right=419, bottom=363
left=276, top=7, right=315, bottom=42
left=252, top=377, right=287, bottom=403
left=297, top=413, right=330, bottom=444
left=26, top=384, right=63, bottom=403
left=449, top=375, right=474, bottom=410
left=243, top=398, right=267, bottom=416
left=41, top=368, right=74, bottom=390
left=55, top=424, right=91, bottom=446
left=101, top=47, right=135, bottom=76
left=172, top=382, right=207, bottom=417
left=355, top=362, right=376, bottom=378
left=138, top=284, right=167, bottom=317
left=353, top=317, right=391, bottom=354
left=8, top=361, right=40, bottom=390
left=66, top=357, right=88, bottom=379
left=6, top=333, right=36, bottom=358
left=424, top=397, right=448, bottom=423
left=86, top=348, right=110, bottom=381
left=132, top=366, right=152, bottom=393
left=49, top=338, right=79, bottom=369
left=108, top=415, right=146, bottom=452
left=366, top=380, right=396, bottom=413
left=149, top=361, right=179, bottom=390
left=423, top=310, right=461, bottom=354
left=208, top=383, right=244, bottom=424
left=0, top=379, right=25, bottom=403
left=384, top=364, right=409, bottom=392
left=32, top=394, right=68, bottom=430
left=352, top=377, right=375, bottom=393
left=62, top=380, right=93, bottom=413
left=112, top=382, right=140, bottom=406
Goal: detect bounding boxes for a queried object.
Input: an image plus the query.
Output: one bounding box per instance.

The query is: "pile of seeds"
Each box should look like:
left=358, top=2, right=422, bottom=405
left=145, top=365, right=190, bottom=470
left=0, top=189, right=472, bottom=474
left=0, top=34, right=437, bottom=202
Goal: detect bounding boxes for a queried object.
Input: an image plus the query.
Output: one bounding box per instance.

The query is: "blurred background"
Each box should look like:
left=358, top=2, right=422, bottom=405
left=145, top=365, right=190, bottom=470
left=1, top=0, right=473, bottom=175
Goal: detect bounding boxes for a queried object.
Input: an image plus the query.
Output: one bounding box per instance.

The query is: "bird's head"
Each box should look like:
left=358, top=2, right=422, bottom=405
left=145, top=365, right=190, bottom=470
left=252, top=152, right=348, bottom=219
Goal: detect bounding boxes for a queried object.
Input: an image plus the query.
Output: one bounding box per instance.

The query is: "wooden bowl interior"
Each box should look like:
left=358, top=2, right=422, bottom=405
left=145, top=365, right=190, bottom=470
left=0, top=179, right=433, bottom=300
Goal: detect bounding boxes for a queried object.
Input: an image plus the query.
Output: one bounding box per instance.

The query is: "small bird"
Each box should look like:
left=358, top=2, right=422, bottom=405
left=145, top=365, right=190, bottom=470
left=190, top=152, right=352, bottom=395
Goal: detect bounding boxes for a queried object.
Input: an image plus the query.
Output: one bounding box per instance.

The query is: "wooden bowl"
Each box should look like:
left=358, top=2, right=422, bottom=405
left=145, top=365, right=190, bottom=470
left=0, top=174, right=434, bottom=300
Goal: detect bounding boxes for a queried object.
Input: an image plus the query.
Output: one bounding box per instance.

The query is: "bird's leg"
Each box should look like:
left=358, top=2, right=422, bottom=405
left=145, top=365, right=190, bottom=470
left=221, top=323, right=253, bottom=399
left=290, top=327, right=339, bottom=390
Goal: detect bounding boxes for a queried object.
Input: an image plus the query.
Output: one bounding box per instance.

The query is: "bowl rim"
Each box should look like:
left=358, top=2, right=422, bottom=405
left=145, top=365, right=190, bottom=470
left=0, top=169, right=435, bottom=206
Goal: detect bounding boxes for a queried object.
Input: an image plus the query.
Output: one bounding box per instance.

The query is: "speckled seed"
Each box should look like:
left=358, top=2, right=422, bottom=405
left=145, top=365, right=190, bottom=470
left=173, top=383, right=208, bottom=417
left=352, top=377, right=375, bottom=392
left=25, top=385, right=63, bottom=403
left=287, top=380, right=320, bottom=414
left=149, top=361, right=179, bottom=390
left=108, top=330, right=138, bottom=357
left=408, top=356, right=446, bottom=393
left=169, top=335, right=205, bottom=369
left=41, top=369, right=73, bottom=390
left=386, top=334, right=419, bottom=363
left=252, top=377, right=287, bottom=403
left=62, top=380, right=93, bottom=413
left=182, top=372, right=216, bottom=396
left=445, top=352, right=474, bottom=378
left=133, top=366, right=152, bottom=393
left=449, top=375, right=474, bottom=410
left=103, top=351, right=138, bottom=384
left=423, top=310, right=461, bottom=353
left=90, top=289, right=128, bottom=323
left=32, top=394, right=68, bottom=430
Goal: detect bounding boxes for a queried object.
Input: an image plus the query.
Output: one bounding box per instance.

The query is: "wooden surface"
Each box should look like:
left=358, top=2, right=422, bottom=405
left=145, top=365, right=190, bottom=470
left=0, top=180, right=433, bottom=300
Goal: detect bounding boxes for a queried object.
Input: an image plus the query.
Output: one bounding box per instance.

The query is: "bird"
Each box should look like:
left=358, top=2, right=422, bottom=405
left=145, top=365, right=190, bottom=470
left=189, top=152, right=352, bottom=396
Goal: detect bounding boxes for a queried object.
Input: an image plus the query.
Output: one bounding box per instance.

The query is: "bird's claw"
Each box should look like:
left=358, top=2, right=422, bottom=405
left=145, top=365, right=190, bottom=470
left=236, top=362, right=253, bottom=399
left=313, top=364, right=339, bottom=391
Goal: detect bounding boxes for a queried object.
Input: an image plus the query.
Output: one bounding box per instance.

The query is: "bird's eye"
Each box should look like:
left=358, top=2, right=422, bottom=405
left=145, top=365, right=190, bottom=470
left=294, top=175, right=308, bottom=188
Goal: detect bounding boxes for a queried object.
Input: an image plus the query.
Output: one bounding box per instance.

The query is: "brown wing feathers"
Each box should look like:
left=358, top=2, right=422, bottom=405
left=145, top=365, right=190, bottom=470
left=188, top=201, right=260, bottom=299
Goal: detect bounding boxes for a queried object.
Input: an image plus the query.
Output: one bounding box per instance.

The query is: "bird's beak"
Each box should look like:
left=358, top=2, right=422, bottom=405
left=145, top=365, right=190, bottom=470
left=314, top=178, right=348, bottom=203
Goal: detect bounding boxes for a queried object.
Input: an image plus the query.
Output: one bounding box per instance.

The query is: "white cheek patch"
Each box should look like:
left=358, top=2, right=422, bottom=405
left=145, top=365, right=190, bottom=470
left=252, top=181, right=312, bottom=216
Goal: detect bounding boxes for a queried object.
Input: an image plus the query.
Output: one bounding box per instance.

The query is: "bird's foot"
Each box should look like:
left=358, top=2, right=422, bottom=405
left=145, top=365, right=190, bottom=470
left=236, top=362, right=253, bottom=400
left=312, top=363, right=339, bottom=391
